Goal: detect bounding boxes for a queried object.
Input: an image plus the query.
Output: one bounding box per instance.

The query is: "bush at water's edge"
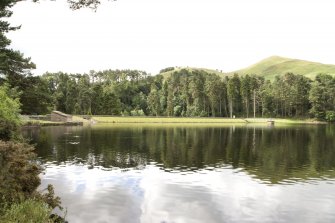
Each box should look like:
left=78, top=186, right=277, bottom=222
left=0, top=141, right=65, bottom=221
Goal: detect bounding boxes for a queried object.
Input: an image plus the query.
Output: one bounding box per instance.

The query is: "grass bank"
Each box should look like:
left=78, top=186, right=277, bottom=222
left=92, top=116, right=246, bottom=124
left=91, top=116, right=326, bottom=125
left=244, top=118, right=326, bottom=125
left=22, top=116, right=86, bottom=127
left=22, top=120, right=66, bottom=126
left=21, top=116, right=327, bottom=126
left=22, top=120, right=83, bottom=127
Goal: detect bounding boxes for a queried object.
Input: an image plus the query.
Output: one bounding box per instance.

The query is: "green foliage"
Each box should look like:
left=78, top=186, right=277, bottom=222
left=68, top=0, right=104, bottom=10
left=205, top=74, right=223, bottom=117
left=0, top=0, right=51, bottom=115
left=103, top=91, right=121, bottom=115
left=1, top=199, right=52, bottom=223
left=173, top=105, right=182, bottom=117
left=0, top=140, right=64, bottom=220
left=0, top=2, right=65, bottom=222
left=147, top=83, right=161, bottom=116
left=309, top=74, right=335, bottom=120
left=38, top=69, right=335, bottom=121
left=259, top=80, right=274, bottom=117
left=159, top=67, right=175, bottom=73
left=0, top=86, right=21, bottom=140
left=42, top=70, right=149, bottom=115
left=271, top=73, right=311, bottom=117
left=0, top=4, right=36, bottom=82
left=325, top=111, right=335, bottom=122
left=159, top=67, right=226, bottom=81
left=38, top=184, right=62, bottom=211
left=0, top=141, right=41, bottom=207
left=130, top=109, right=145, bottom=116
left=19, top=76, right=53, bottom=115
left=227, top=74, right=241, bottom=118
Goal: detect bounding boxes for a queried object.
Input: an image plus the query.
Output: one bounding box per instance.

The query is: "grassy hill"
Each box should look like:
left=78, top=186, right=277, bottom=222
left=157, top=56, right=335, bottom=81
left=230, top=56, right=335, bottom=80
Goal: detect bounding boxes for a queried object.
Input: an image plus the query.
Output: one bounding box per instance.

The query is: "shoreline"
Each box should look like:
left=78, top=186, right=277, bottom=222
left=22, top=120, right=84, bottom=127
left=21, top=116, right=328, bottom=127
left=90, top=116, right=328, bottom=125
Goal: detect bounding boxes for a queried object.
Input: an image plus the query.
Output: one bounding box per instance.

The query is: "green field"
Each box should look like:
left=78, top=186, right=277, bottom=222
left=230, top=56, right=335, bottom=80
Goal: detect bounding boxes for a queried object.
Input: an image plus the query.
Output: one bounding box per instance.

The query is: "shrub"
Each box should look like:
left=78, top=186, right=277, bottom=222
left=1, top=199, right=52, bottom=223
left=0, top=86, right=21, bottom=141
left=0, top=141, right=41, bottom=207
left=325, top=111, right=335, bottom=122
left=130, top=109, right=145, bottom=116
left=0, top=141, right=63, bottom=221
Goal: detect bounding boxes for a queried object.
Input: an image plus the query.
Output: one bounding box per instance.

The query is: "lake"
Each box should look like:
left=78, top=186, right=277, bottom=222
left=23, top=124, right=335, bottom=223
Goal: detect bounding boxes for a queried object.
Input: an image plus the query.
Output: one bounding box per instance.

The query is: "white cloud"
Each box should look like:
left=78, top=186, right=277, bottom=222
left=7, top=0, right=335, bottom=75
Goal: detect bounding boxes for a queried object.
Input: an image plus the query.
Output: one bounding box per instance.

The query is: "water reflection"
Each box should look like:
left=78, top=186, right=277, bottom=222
left=24, top=124, right=335, bottom=184
left=23, top=124, right=335, bottom=223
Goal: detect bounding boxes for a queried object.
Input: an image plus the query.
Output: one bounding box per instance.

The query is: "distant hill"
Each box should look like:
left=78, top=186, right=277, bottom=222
left=230, top=56, right=335, bottom=80
left=157, top=56, right=335, bottom=81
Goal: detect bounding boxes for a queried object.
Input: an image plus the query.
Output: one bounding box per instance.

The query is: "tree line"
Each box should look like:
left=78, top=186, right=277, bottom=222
left=0, top=1, right=334, bottom=122
left=5, top=68, right=333, bottom=121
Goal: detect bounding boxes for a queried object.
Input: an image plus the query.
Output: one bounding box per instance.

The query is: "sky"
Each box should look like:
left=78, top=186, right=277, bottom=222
left=7, top=0, right=335, bottom=75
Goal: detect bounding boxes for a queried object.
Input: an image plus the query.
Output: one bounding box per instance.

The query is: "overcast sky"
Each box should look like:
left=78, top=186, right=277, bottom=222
left=7, top=0, right=335, bottom=75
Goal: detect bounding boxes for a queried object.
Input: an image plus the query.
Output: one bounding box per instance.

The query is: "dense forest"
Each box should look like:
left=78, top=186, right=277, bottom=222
left=2, top=68, right=334, bottom=121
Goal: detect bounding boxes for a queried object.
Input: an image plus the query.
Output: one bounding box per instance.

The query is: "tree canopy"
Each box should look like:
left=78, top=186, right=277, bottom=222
left=34, top=69, right=335, bottom=121
left=68, top=0, right=112, bottom=10
left=0, top=85, right=21, bottom=140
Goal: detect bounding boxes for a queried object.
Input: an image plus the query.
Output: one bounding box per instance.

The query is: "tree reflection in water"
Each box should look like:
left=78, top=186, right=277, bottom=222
left=23, top=124, right=335, bottom=184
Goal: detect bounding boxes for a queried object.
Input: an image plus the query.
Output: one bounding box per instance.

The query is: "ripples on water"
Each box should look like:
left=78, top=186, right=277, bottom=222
left=23, top=124, right=335, bottom=223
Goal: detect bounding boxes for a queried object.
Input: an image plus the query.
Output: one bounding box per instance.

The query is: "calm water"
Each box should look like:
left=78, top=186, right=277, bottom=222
left=23, top=124, right=335, bottom=223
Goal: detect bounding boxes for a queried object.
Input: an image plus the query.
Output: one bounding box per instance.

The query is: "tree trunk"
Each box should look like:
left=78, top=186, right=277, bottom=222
left=253, top=90, right=256, bottom=118
left=219, top=97, right=222, bottom=117
left=229, top=99, right=233, bottom=118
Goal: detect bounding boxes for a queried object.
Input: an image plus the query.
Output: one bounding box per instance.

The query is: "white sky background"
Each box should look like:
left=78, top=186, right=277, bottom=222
left=7, top=0, right=335, bottom=75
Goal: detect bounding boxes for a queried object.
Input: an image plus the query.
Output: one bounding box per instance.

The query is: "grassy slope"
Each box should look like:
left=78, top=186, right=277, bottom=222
left=157, top=57, right=335, bottom=81
left=230, top=56, right=335, bottom=80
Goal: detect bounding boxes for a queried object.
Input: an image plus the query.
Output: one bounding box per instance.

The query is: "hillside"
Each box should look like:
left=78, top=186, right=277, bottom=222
left=157, top=57, right=335, bottom=81
left=230, top=56, right=335, bottom=80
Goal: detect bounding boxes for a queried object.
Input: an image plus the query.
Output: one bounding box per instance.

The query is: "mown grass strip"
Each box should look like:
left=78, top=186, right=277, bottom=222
left=92, top=116, right=248, bottom=123
left=92, top=116, right=326, bottom=125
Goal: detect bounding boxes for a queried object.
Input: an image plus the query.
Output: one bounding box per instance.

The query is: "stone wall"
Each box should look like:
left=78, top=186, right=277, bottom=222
left=50, top=111, right=72, bottom=122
